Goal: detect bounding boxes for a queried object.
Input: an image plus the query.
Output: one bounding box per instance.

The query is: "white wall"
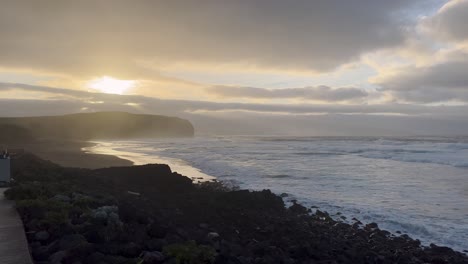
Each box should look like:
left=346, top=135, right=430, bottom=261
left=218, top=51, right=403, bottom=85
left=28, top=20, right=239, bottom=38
left=0, top=159, right=10, bottom=182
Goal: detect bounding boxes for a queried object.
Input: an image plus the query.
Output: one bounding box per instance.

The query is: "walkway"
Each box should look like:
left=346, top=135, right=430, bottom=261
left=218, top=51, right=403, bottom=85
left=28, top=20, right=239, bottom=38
left=0, top=188, right=33, bottom=264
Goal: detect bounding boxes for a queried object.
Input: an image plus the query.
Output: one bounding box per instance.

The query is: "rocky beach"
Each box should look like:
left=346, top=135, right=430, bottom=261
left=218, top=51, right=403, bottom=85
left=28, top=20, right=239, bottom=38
left=5, top=152, right=468, bottom=264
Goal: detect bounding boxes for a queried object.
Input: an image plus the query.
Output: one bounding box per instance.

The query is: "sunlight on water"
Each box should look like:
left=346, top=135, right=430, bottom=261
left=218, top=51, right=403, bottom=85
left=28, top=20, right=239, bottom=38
left=83, top=141, right=215, bottom=182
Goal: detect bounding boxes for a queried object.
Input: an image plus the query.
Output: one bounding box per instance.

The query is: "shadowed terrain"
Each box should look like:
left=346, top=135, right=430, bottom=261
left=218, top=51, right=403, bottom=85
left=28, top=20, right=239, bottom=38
left=0, top=112, right=194, bottom=141
left=5, top=153, right=468, bottom=264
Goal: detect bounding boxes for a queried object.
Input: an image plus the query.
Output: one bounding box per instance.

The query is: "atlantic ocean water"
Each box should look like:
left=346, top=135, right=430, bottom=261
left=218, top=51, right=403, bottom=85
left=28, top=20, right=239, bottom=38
left=86, top=136, right=468, bottom=252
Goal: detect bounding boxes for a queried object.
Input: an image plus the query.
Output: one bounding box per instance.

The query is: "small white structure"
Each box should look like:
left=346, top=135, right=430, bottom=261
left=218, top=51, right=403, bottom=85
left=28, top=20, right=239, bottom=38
left=0, top=149, right=11, bottom=182
left=0, top=159, right=10, bottom=182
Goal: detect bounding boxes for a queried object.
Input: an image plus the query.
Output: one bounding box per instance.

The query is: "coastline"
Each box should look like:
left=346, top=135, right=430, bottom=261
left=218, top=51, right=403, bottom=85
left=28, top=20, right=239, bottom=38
left=84, top=141, right=215, bottom=182
left=7, top=140, right=133, bottom=169
left=85, top=140, right=468, bottom=252
left=6, top=152, right=468, bottom=263
left=10, top=139, right=214, bottom=181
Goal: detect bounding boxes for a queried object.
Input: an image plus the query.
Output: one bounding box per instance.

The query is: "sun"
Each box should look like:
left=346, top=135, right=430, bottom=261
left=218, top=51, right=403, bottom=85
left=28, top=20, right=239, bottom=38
left=87, top=76, right=136, bottom=94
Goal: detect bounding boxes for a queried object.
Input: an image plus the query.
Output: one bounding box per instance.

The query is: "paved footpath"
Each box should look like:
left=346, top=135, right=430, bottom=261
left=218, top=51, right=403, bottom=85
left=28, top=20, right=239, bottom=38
left=0, top=188, right=33, bottom=264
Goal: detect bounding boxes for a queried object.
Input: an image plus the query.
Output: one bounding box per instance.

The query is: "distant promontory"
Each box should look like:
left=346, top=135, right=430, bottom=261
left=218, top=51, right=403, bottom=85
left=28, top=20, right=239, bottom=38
left=0, top=112, right=194, bottom=141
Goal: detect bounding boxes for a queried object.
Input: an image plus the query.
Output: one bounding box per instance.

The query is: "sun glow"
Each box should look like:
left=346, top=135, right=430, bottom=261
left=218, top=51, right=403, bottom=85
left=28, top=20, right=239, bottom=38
left=87, top=76, right=136, bottom=94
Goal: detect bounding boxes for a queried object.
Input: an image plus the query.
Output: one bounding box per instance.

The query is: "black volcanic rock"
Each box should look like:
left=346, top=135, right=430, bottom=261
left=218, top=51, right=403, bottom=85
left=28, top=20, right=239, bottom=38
left=92, top=164, right=194, bottom=193
left=7, top=154, right=468, bottom=264
left=0, top=111, right=194, bottom=140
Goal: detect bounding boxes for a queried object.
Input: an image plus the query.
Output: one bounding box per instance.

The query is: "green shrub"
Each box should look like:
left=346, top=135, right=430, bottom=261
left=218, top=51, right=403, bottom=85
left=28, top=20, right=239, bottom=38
left=5, top=183, right=46, bottom=200
left=163, top=240, right=216, bottom=264
left=42, top=211, right=68, bottom=226
left=16, top=197, right=72, bottom=225
left=16, top=199, right=48, bottom=220
left=73, top=197, right=99, bottom=210
left=45, top=199, right=72, bottom=211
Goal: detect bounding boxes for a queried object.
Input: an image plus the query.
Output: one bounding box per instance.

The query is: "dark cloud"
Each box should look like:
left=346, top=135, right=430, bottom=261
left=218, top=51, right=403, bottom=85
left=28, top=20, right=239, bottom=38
left=208, top=85, right=368, bottom=102
left=0, top=0, right=420, bottom=76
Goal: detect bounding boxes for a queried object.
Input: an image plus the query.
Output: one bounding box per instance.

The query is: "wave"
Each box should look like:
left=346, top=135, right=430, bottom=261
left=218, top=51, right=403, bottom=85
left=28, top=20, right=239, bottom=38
left=90, top=136, right=468, bottom=252
left=265, top=174, right=292, bottom=179
left=359, top=152, right=468, bottom=168
left=293, top=152, right=344, bottom=156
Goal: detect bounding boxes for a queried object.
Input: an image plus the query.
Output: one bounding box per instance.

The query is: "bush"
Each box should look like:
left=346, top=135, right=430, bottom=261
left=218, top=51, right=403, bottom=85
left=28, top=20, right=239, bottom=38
left=16, top=199, right=48, bottom=221
left=42, top=211, right=68, bottom=226
left=16, top=197, right=72, bottom=226
left=5, top=183, right=46, bottom=200
left=163, top=241, right=216, bottom=264
left=73, top=197, right=99, bottom=210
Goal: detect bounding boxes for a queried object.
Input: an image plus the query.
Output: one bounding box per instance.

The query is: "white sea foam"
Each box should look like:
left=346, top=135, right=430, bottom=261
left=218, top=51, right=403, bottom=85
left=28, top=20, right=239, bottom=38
left=87, top=136, right=468, bottom=252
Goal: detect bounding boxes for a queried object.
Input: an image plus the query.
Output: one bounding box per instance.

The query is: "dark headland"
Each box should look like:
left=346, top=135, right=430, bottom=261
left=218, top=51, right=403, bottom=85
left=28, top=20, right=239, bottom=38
left=1, top=112, right=467, bottom=264
left=0, top=112, right=193, bottom=168
left=0, top=111, right=194, bottom=140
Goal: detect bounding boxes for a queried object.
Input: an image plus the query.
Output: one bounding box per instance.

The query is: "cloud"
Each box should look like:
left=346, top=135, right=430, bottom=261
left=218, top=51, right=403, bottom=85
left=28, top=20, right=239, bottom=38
left=0, top=0, right=420, bottom=78
left=1, top=97, right=468, bottom=136
left=3, top=81, right=468, bottom=136
left=0, top=82, right=92, bottom=98
left=1, top=82, right=466, bottom=117
left=419, top=0, right=468, bottom=42
left=208, top=85, right=368, bottom=102
left=374, top=54, right=468, bottom=103
left=367, top=1, right=468, bottom=104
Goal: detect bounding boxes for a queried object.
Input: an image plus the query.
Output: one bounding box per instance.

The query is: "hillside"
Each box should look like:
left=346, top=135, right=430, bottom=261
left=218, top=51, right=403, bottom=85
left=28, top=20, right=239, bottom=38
left=0, top=112, right=194, bottom=141
left=0, top=124, right=37, bottom=143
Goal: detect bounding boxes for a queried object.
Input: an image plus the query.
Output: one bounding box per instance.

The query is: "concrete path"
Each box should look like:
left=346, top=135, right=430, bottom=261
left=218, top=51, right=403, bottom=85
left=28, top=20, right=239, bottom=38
left=0, top=188, right=33, bottom=264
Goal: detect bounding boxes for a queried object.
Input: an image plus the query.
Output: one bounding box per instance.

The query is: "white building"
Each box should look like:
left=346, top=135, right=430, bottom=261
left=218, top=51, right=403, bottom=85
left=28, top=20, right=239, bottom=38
left=0, top=158, right=10, bottom=182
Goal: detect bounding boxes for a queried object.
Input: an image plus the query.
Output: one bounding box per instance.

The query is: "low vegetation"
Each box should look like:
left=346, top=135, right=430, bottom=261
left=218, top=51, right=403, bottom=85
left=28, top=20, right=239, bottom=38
left=6, top=153, right=468, bottom=264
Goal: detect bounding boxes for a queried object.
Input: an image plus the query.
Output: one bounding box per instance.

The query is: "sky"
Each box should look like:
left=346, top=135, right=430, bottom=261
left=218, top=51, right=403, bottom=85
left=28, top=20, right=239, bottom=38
left=1, top=0, right=468, bottom=136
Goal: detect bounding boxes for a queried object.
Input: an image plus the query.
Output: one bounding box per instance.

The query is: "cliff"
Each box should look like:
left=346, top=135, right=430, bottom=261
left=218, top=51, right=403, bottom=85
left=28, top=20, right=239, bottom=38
left=0, top=112, right=194, bottom=141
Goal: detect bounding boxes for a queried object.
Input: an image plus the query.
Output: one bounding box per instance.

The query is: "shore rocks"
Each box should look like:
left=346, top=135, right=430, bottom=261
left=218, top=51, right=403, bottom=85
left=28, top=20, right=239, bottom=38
left=48, top=250, right=67, bottom=264
left=7, top=154, right=468, bottom=264
left=58, top=234, right=87, bottom=251
left=34, top=230, right=50, bottom=241
left=142, top=251, right=165, bottom=263
left=207, top=232, right=220, bottom=240
left=52, top=194, right=71, bottom=203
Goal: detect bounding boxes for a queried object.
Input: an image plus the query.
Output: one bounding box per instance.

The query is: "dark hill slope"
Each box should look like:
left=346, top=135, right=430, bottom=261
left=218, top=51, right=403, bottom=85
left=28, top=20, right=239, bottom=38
left=0, top=112, right=194, bottom=140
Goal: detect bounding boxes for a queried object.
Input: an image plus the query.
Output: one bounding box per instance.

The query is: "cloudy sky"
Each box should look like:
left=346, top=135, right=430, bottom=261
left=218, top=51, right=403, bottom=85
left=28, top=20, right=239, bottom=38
left=1, top=0, right=468, bottom=135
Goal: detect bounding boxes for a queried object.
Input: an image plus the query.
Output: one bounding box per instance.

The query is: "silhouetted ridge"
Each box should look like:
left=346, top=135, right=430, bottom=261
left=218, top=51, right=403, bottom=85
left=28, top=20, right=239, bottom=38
left=0, top=112, right=194, bottom=140
left=0, top=124, right=36, bottom=143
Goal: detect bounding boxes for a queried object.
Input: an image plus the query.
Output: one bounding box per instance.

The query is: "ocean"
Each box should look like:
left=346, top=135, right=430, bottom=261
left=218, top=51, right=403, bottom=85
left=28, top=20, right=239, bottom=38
left=86, top=136, right=468, bottom=252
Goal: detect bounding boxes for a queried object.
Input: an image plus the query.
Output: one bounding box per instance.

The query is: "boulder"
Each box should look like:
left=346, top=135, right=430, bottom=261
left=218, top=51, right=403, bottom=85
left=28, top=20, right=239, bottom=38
left=32, top=246, right=49, bottom=261
left=85, top=252, right=106, bottom=264
left=34, top=230, right=50, bottom=241
left=146, top=238, right=166, bottom=251
left=121, top=242, right=142, bottom=258
left=147, top=223, right=168, bottom=238
left=365, top=223, right=379, bottom=230
left=48, top=250, right=67, bottom=264
left=142, top=251, right=165, bottom=263
left=207, top=232, right=220, bottom=240
left=58, top=234, right=87, bottom=251
left=52, top=194, right=71, bottom=203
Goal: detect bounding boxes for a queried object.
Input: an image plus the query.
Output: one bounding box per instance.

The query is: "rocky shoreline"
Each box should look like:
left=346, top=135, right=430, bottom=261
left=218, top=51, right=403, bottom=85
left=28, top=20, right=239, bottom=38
left=6, top=153, right=468, bottom=264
